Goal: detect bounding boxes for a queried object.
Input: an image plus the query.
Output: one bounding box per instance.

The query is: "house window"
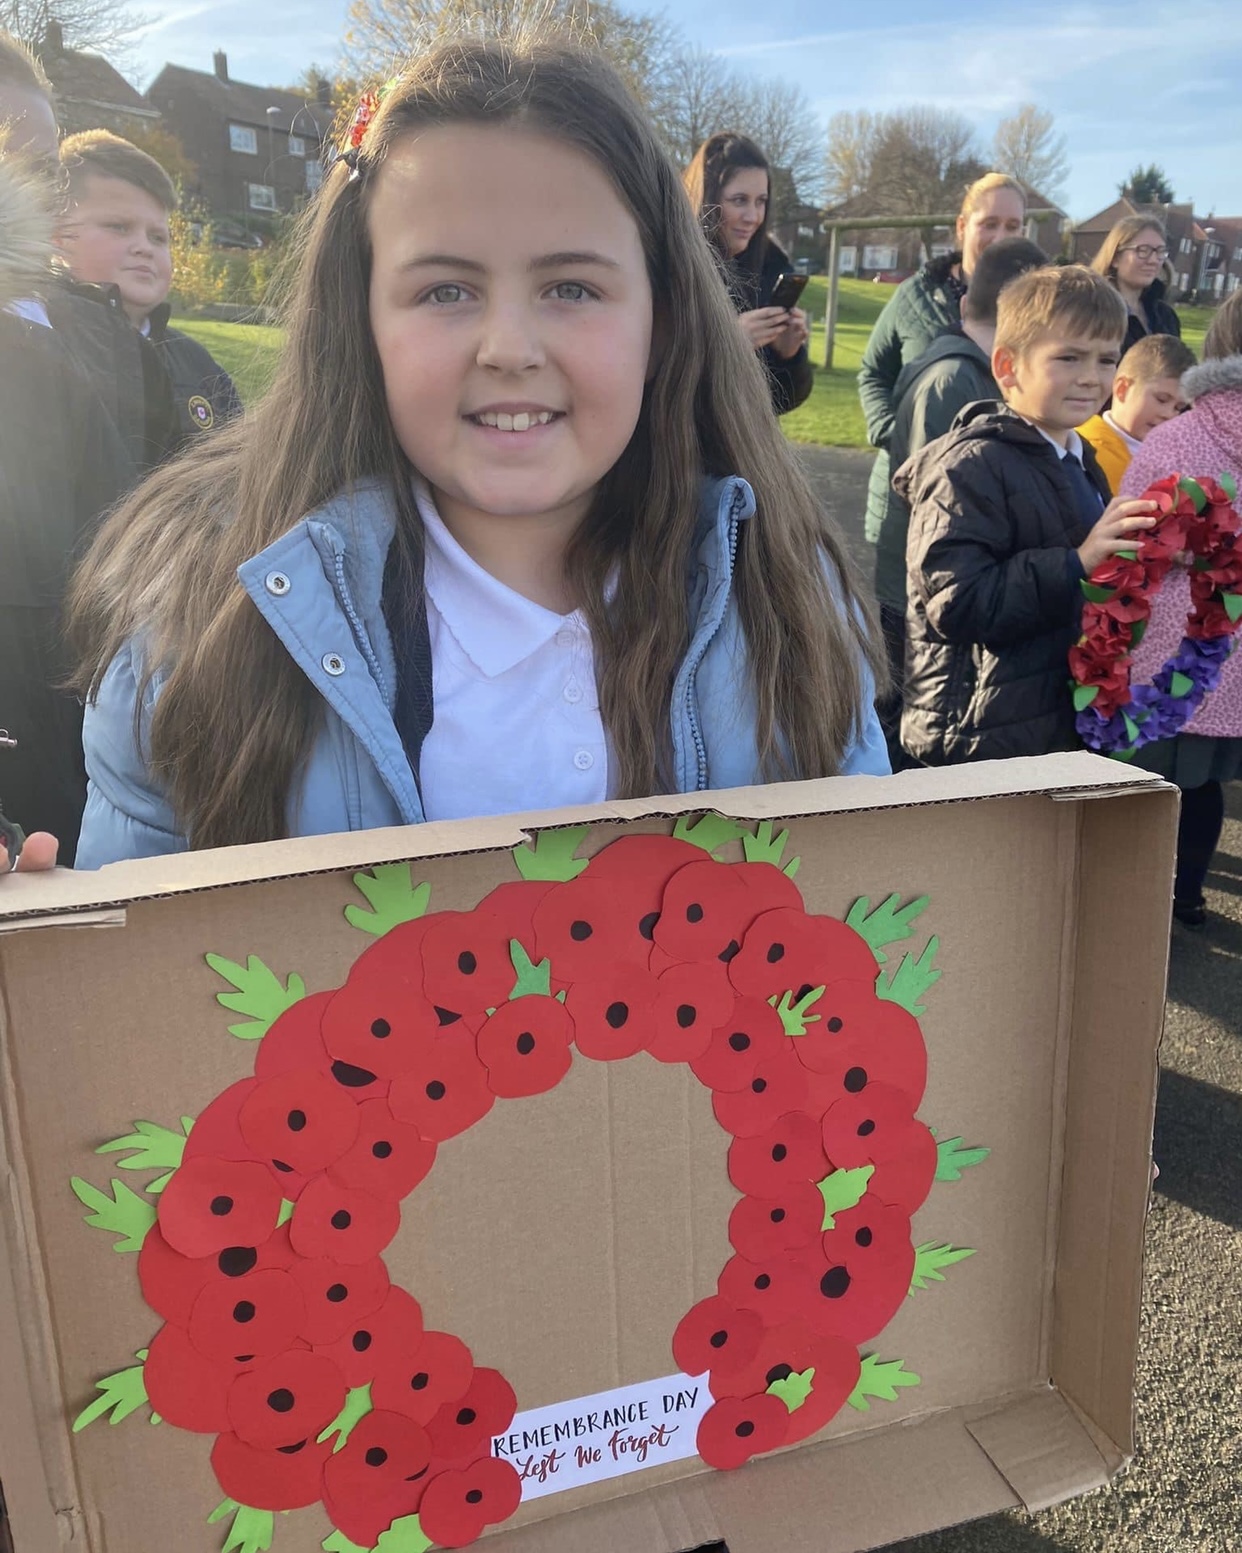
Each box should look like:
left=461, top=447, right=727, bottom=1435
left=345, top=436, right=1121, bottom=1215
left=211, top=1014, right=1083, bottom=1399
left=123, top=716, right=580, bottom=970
left=837, top=246, right=857, bottom=274
left=305, top=160, right=323, bottom=193
left=247, top=182, right=277, bottom=211
left=1179, top=237, right=1191, bottom=254
left=863, top=244, right=897, bottom=271
left=229, top=123, right=258, bottom=154
left=288, top=134, right=305, bottom=157
left=1234, top=246, right=1242, bottom=262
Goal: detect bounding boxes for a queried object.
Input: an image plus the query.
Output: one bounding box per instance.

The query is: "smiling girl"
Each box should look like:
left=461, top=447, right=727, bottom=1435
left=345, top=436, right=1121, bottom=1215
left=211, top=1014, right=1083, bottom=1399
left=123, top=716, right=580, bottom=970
left=67, top=40, right=887, bottom=866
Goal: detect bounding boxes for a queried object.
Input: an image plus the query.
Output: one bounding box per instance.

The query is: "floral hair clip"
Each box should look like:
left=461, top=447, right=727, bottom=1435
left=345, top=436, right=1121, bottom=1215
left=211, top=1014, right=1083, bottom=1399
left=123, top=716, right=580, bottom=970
left=337, top=81, right=394, bottom=181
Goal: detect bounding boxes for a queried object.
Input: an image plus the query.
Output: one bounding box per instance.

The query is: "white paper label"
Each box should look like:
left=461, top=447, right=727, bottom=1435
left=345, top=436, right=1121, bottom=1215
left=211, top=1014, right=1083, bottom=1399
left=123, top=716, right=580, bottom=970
left=490, top=1371, right=712, bottom=1501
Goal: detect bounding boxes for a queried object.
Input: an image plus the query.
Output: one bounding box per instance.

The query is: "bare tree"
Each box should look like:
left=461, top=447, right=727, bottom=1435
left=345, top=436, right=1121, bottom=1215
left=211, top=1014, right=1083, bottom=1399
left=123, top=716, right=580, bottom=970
left=992, top=102, right=1069, bottom=200
left=3, top=0, right=148, bottom=63
left=735, top=73, right=822, bottom=214
left=824, top=108, right=880, bottom=205
left=825, top=104, right=981, bottom=219
left=647, top=44, right=743, bottom=170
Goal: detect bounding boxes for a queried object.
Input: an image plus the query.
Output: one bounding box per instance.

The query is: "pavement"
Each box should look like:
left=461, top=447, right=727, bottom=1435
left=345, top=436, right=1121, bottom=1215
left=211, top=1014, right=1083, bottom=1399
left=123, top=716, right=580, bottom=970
left=792, top=443, right=1242, bottom=1553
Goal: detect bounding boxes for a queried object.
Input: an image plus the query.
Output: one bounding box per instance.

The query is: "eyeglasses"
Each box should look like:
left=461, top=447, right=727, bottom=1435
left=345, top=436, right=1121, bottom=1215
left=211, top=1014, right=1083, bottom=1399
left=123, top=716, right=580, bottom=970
left=1120, top=244, right=1169, bottom=261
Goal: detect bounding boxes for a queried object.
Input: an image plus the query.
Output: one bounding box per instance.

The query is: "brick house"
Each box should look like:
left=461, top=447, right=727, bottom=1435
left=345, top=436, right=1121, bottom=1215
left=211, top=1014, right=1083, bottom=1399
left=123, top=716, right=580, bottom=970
left=146, top=52, right=335, bottom=221
left=36, top=21, right=159, bottom=139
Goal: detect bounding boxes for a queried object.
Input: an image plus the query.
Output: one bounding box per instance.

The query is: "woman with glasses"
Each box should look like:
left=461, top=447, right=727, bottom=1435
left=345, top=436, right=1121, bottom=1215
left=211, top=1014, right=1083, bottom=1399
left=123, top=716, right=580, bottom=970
left=1092, top=215, right=1181, bottom=354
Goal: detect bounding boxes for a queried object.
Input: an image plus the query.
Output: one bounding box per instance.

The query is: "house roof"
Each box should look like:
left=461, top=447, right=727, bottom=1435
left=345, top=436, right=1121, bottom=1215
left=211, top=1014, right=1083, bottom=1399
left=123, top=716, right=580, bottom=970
left=41, top=46, right=154, bottom=116
left=148, top=63, right=334, bottom=140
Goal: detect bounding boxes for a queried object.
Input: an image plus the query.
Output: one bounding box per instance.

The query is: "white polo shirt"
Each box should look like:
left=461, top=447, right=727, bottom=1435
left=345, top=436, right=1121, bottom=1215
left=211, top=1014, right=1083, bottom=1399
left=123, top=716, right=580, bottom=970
left=414, top=485, right=610, bottom=821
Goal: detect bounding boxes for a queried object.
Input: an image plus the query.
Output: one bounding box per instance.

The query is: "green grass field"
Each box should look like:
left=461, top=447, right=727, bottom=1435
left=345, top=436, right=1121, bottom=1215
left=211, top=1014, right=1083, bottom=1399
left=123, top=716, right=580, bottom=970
left=174, top=285, right=1217, bottom=451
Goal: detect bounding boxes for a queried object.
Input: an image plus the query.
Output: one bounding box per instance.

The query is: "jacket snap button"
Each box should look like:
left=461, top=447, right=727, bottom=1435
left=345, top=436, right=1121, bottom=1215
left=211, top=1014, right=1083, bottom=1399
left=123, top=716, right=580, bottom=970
left=322, top=653, right=346, bottom=676
left=264, top=570, right=291, bottom=596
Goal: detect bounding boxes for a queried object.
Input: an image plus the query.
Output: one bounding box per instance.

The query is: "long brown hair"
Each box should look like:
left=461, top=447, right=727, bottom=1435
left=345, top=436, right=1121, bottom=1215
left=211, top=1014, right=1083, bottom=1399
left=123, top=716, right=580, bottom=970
left=683, top=131, right=770, bottom=281
left=69, top=38, right=883, bottom=850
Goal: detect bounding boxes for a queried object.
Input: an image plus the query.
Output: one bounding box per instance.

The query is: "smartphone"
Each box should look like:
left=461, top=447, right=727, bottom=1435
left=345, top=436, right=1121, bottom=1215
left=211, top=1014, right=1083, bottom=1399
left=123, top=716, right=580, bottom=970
left=769, top=272, right=809, bottom=311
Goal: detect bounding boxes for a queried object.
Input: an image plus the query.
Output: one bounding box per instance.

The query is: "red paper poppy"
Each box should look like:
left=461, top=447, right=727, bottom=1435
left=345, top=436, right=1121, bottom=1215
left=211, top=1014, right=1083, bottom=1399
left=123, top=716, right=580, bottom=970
left=1189, top=599, right=1236, bottom=639
left=189, top=1267, right=306, bottom=1364
left=712, top=1048, right=818, bottom=1138
left=779, top=1333, right=862, bottom=1445
left=322, top=1409, right=435, bottom=1547
left=182, top=1079, right=258, bottom=1164
left=238, top=1068, right=361, bottom=1178
left=212, top=1429, right=333, bottom=1512
left=289, top=1254, right=390, bottom=1345
left=717, top=1250, right=806, bottom=1326
left=226, top=1348, right=347, bottom=1449
left=287, top=1175, right=402, bottom=1264
left=670, top=1294, right=764, bottom=1379
left=388, top=1037, right=495, bottom=1142
left=313, top=1286, right=425, bottom=1389
left=728, top=908, right=876, bottom=1003
left=474, top=879, right=555, bottom=955
left=821, top=1195, right=913, bottom=1278
left=653, top=860, right=751, bottom=963
left=143, top=1321, right=236, bottom=1433
left=689, top=997, right=788, bottom=1093
left=581, top=832, right=702, bottom=883
left=1091, top=555, right=1147, bottom=593
left=792, top=980, right=927, bottom=1099
left=139, top=1224, right=294, bottom=1327
left=532, top=876, right=654, bottom=982
left=421, top=909, right=518, bottom=1014
left=475, top=996, right=574, bottom=1097
left=426, top=1367, right=518, bottom=1464
left=796, top=1244, right=911, bottom=1345
left=728, top=1112, right=828, bottom=1198
left=347, top=912, right=440, bottom=981
left=821, top=1085, right=937, bottom=1214
left=158, top=1155, right=284, bottom=1260
left=320, top=970, right=441, bottom=1082
left=695, top=1392, right=788, bottom=1470
left=253, top=991, right=335, bottom=1081
left=727, top=1180, right=825, bottom=1263
left=327, top=1098, right=437, bottom=1200
left=706, top=1314, right=822, bottom=1401
left=370, top=1328, right=475, bottom=1426
left=731, top=861, right=805, bottom=918
left=418, top=1455, right=523, bottom=1549
left=647, top=961, right=736, bottom=1064
left=564, top=966, right=659, bottom=1061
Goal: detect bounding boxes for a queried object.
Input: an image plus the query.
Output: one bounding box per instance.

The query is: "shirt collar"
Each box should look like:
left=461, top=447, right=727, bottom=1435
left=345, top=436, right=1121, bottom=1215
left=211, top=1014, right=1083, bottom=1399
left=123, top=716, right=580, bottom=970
left=416, top=481, right=582, bottom=678
left=1026, top=419, right=1085, bottom=462
left=1103, top=410, right=1143, bottom=453
left=5, top=297, right=51, bottom=327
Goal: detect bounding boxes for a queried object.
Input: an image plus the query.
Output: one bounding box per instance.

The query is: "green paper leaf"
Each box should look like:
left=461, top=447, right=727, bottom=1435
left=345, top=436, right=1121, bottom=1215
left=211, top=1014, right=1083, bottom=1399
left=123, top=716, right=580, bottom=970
left=817, top=1163, right=874, bottom=1229
left=205, top=953, right=306, bottom=1039
left=671, top=813, right=746, bottom=855
left=1223, top=593, right=1242, bottom=623
left=909, top=1241, right=977, bottom=1294
left=1110, top=746, right=1138, bottom=763
left=72, top=1355, right=148, bottom=1432
left=767, top=1365, right=815, bottom=1412
left=845, top=893, right=930, bottom=966
left=70, top=1176, right=155, bottom=1253
left=323, top=1536, right=369, bottom=1553
left=1072, top=684, right=1099, bottom=711
left=96, top=1118, right=190, bottom=1178
left=343, top=863, right=432, bottom=937
left=1220, top=471, right=1238, bottom=503
left=771, top=984, right=824, bottom=1036
left=1129, top=617, right=1147, bottom=648
left=513, top=826, right=590, bottom=882
left=782, top=855, right=801, bottom=878
left=375, top=1517, right=433, bottom=1553
left=1122, top=711, right=1140, bottom=744
left=1114, top=548, right=1139, bottom=562
left=846, top=1354, right=921, bottom=1412
left=741, top=819, right=793, bottom=867
left=1169, top=670, right=1195, bottom=698
left=1080, top=581, right=1116, bottom=603
left=208, top=1501, right=275, bottom=1553
left=876, top=937, right=940, bottom=1017
left=276, top=1198, right=295, bottom=1227
left=318, top=1384, right=373, bottom=1452
left=934, top=1137, right=991, bottom=1182
left=508, top=940, right=552, bottom=999
left=1178, top=475, right=1208, bottom=512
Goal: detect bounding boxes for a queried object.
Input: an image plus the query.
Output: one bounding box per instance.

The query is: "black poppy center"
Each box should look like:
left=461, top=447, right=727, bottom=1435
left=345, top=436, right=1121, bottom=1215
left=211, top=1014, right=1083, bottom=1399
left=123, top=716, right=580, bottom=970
left=277, top=1440, right=307, bottom=1455
left=352, top=1330, right=373, bottom=1352
left=466, top=1489, right=484, bottom=1505
left=457, top=1407, right=477, bottom=1426
left=844, top=1066, right=868, bottom=1093
left=820, top=1265, right=851, bottom=1299
left=769, top=1207, right=786, bottom=1223
left=855, top=1227, right=873, bottom=1247
left=516, top=1032, right=536, bottom=1055
left=218, top=1246, right=257, bottom=1278
left=754, top=1273, right=771, bottom=1290
left=209, top=1195, right=234, bottom=1216
left=365, top=1446, right=388, bottom=1468
left=267, top=1388, right=295, bottom=1413
left=569, top=920, right=593, bottom=942
left=827, top=1016, right=844, bottom=1034
left=857, top=1119, right=876, bottom=1137
left=286, top=1109, right=307, bottom=1133
left=411, top=1372, right=429, bottom=1390
left=676, top=1004, right=696, bottom=1029
left=426, top=1080, right=447, bottom=1101
left=326, top=1283, right=348, bottom=1303
left=751, top=1077, right=767, bottom=1094
left=735, top=1420, right=755, bottom=1438
left=765, top=942, right=785, bottom=964
left=331, top=1209, right=352, bottom=1230
left=639, top=911, right=659, bottom=940
left=605, top=1001, right=629, bottom=1028
left=333, top=1060, right=377, bottom=1088
left=370, top=1018, right=391, bottom=1039
left=709, top=1329, right=729, bottom=1349
left=457, top=950, right=477, bottom=974
left=686, top=902, right=704, bottom=923
left=728, top=1031, right=750, bottom=1052
left=771, top=1143, right=787, bottom=1162
left=232, top=1300, right=256, bottom=1323
left=766, top=1363, right=793, bottom=1385
left=372, top=1140, right=393, bottom=1159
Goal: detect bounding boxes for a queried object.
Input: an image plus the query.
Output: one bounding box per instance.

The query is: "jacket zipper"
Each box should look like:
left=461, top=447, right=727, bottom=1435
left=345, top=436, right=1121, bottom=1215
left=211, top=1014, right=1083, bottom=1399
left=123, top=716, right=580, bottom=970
left=684, top=492, right=744, bottom=790
left=330, top=547, right=389, bottom=706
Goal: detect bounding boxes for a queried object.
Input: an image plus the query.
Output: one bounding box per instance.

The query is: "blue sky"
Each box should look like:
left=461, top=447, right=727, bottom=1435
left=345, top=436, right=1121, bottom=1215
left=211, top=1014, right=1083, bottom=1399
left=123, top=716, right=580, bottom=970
left=130, top=0, right=1242, bottom=220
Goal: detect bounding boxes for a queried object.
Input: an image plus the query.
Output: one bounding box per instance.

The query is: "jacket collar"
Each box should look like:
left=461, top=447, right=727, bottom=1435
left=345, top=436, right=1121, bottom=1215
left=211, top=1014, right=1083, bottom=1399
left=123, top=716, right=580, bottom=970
left=1182, top=354, right=1242, bottom=402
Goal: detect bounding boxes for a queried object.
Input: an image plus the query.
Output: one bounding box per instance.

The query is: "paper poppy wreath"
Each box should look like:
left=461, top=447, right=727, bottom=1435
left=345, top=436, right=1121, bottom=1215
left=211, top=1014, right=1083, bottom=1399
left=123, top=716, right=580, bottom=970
left=70, top=816, right=989, bottom=1553
left=1070, top=472, right=1242, bottom=757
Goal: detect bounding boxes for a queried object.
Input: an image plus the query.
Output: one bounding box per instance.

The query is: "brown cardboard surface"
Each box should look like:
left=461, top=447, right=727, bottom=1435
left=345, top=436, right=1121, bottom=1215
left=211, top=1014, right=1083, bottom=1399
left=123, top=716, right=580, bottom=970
left=0, top=758, right=1175, bottom=1553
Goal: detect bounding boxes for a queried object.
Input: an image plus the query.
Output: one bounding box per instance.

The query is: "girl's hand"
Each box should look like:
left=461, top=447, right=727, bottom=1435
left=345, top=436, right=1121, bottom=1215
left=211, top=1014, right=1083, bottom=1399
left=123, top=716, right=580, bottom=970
left=1077, top=498, right=1159, bottom=574
left=738, top=307, right=791, bottom=351
left=1, top=830, right=58, bottom=874
left=770, top=306, right=810, bottom=360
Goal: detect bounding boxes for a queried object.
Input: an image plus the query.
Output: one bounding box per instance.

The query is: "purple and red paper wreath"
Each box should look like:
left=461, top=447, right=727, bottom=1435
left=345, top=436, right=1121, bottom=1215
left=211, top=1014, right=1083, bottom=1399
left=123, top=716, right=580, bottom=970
left=1070, top=473, right=1242, bottom=758
left=70, top=817, right=988, bottom=1553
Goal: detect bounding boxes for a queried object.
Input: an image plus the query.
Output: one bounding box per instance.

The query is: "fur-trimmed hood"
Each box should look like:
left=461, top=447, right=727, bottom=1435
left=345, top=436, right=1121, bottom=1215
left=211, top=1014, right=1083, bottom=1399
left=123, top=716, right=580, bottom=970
left=1183, top=354, right=1242, bottom=402
left=0, top=151, right=54, bottom=310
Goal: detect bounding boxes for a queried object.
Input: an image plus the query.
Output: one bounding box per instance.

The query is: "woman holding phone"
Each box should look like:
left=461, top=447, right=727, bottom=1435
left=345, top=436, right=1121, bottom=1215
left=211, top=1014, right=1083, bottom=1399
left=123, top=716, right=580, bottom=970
left=684, top=132, right=813, bottom=414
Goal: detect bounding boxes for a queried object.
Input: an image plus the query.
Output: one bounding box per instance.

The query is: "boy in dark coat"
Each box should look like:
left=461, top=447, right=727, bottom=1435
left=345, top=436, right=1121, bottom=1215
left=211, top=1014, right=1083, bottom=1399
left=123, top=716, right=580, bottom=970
left=55, top=130, right=241, bottom=446
left=898, top=265, right=1161, bottom=767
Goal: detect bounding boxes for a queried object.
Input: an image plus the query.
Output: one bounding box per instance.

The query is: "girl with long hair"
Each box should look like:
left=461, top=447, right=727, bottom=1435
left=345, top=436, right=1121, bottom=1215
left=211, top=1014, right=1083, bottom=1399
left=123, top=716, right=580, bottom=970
left=69, top=38, right=888, bottom=866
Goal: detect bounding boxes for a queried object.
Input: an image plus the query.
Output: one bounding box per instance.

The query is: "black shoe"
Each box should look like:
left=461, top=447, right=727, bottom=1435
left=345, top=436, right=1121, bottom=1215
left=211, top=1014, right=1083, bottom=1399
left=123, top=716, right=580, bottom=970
left=1173, top=897, right=1207, bottom=929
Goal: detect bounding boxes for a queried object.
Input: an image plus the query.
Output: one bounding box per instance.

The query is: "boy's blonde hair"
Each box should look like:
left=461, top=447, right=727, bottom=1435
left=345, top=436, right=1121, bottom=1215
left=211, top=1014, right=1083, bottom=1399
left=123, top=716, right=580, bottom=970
left=59, top=128, right=178, bottom=211
left=1117, top=332, right=1196, bottom=385
left=994, top=264, right=1126, bottom=357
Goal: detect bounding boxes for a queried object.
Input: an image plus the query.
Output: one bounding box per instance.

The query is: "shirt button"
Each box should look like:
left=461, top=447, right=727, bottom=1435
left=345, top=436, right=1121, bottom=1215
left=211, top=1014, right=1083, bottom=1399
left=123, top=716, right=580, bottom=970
left=563, top=681, right=583, bottom=704
left=573, top=749, right=594, bottom=771
left=322, top=652, right=346, bottom=676
left=264, top=570, right=291, bottom=596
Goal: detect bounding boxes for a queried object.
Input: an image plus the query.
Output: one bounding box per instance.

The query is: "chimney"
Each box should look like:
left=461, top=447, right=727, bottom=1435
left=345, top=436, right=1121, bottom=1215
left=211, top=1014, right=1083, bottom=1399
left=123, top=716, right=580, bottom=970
left=213, top=49, right=229, bottom=84
left=41, top=19, right=64, bottom=58
left=316, top=76, right=332, bottom=108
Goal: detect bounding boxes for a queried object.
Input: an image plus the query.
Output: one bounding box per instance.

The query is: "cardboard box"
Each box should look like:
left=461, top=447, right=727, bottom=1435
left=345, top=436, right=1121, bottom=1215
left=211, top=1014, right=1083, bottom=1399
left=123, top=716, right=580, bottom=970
left=0, top=753, right=1175, bottom=1553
